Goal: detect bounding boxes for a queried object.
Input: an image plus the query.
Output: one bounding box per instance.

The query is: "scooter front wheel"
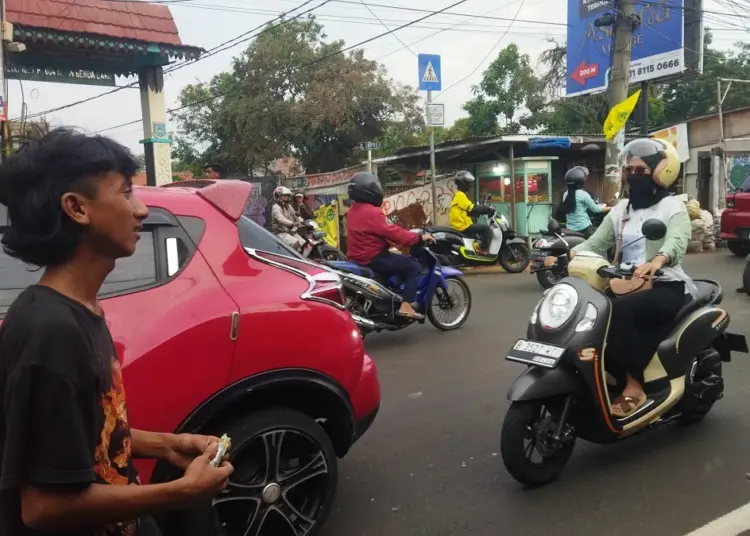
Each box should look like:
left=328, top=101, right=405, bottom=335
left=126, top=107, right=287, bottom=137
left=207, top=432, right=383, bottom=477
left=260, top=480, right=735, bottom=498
left=501, top=400, right=576, bottom=487
left=536, top=268, right=566, bottom=289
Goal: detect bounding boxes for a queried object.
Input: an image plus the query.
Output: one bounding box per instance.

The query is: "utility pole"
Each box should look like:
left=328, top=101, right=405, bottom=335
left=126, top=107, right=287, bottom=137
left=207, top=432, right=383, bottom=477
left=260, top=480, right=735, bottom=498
left=716, top=78, right=750, bottom=209
left=602, top=0, right=636, bottom=202
left=639, top=81, right=649, bottom=136
left=427, top=89, right=437, bottom=223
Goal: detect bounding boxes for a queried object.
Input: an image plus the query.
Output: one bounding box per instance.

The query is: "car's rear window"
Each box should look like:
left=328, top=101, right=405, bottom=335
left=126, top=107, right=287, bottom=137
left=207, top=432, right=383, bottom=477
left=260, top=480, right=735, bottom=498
left=736, top=175, right=750, bottom=193
left=237, top=215, right=304, bottom=259
left=0, top=231, right=158, bottom=316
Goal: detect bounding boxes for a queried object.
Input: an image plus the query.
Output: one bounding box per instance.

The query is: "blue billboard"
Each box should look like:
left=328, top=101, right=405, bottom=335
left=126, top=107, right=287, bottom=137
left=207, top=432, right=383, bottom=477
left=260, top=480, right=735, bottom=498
left=566, top=0, right=684, bottom=97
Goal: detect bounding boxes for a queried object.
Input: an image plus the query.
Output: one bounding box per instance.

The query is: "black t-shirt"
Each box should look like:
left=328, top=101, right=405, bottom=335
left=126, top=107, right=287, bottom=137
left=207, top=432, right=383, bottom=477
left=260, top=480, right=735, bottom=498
left=0, top=286, right=161, bottom=536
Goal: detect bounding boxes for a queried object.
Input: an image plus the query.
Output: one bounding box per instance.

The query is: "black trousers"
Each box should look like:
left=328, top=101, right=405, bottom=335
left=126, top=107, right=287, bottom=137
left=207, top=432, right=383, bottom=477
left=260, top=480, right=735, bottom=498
left=606, top=281, right=687, bottom=385
left=368, top=250, right=421, bottom=302
left=463, top=223, right=492, bottom=250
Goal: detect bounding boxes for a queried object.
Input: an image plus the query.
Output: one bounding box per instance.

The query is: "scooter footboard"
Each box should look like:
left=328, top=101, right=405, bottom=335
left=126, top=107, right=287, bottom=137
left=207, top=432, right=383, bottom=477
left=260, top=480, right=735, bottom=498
left=507, top=366, right=582, bottom=402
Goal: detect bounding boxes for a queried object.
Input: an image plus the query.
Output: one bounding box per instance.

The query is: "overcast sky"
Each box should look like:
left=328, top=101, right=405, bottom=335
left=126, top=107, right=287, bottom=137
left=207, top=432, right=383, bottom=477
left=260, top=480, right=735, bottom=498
left=7, top=0, right=746, bottom=155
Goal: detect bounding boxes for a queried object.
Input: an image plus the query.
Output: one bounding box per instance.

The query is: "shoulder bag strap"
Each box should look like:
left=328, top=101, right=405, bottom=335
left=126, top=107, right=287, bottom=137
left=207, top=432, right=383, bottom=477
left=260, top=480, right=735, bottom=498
left=612, top=204, right=630, bottom=264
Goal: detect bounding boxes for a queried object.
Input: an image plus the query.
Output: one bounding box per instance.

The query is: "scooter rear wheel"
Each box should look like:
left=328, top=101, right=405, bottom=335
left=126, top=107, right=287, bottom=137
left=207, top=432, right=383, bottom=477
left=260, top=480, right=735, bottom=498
left=501, top=401, right=575, bottom=487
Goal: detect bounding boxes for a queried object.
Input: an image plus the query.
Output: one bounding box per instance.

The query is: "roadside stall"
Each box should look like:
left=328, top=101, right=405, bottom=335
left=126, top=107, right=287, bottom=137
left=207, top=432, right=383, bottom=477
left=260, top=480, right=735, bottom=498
left=476, top=157, right=556, bottom=237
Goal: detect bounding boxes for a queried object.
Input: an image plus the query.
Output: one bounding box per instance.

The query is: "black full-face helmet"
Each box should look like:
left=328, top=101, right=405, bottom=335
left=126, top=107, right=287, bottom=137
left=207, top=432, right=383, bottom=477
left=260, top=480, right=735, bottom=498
left=454, top=170, right=476, bottom=193
left=348, top=172, right=384, bottom=206
left=564, top=166, right=588, bottom=187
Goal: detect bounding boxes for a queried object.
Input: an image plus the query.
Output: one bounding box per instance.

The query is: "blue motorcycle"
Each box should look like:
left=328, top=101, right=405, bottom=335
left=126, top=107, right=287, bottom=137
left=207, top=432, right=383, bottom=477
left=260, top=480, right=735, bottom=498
left=325, top=232, right=472, bottom=336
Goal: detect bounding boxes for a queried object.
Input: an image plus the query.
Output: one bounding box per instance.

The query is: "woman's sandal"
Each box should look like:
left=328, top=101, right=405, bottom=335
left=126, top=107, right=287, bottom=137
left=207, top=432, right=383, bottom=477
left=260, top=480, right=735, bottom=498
left=611, top=393, right=647, bottom=418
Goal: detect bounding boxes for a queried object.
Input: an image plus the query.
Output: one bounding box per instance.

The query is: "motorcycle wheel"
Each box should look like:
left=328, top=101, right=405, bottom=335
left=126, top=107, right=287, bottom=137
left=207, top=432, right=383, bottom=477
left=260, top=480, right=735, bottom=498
left=498, top=243, right=530, bottom=273
left=316, top=245, right=347, bottom=261
left=427, top=277, right=472, bottom=331
left=501, top=401, right=575, bottom=487
left=536, top=268, right=565, bottom=289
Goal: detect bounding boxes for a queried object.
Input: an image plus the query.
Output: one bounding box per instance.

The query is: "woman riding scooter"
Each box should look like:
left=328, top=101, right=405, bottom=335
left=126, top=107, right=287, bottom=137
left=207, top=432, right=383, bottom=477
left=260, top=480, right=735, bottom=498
left=558, top=166, right=610, bottom=238
left=546, top=137, right=695, bottom=418
left=449, top=171, right=495, bottom=255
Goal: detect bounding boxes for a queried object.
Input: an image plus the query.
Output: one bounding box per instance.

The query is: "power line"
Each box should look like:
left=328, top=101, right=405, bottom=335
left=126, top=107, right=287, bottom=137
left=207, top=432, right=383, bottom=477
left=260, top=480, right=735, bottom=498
left=358, top=0, right=417, bottom=55
left=17, top=0, right=329, bottom=121
left=433, top=0, right=527, bottom=102
left=94, top=0, right=472, bottom=133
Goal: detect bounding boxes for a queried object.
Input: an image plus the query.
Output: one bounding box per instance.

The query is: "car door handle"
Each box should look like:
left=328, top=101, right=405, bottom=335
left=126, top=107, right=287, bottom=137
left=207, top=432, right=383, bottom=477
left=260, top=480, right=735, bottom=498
left=229, top=311, right=240, bottom=341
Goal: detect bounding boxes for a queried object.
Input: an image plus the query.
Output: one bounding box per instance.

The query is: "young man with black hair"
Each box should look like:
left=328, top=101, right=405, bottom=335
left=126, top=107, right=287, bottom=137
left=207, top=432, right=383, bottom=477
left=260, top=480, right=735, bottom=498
left=0, top=129, right=234, bottom=536
left=204, top=163, right=223, bottom=180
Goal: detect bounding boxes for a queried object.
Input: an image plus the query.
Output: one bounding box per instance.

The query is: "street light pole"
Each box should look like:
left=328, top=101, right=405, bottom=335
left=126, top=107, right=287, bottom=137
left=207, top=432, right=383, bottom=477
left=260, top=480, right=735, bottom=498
left=603, top=0, right=636, bottom=202
left=427, top=89, right=437, bottom=223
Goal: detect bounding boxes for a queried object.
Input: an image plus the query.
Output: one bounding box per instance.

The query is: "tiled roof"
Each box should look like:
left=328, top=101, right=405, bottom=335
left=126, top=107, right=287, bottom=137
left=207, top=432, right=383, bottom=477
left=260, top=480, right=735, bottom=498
left=7, top=0, right=183, bottom=46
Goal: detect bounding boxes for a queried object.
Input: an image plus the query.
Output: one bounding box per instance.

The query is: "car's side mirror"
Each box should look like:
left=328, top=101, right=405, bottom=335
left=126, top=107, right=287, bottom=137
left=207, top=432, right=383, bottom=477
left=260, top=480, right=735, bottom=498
left=548, top=217, right=562, bottom=234
left=641, top=218, right=667, bottom=241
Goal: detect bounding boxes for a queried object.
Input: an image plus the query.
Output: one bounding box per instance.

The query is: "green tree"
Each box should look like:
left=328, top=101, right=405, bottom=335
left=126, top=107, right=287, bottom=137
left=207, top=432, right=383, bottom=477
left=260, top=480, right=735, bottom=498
left=463, top=44, right=547, bottom=136
left=660, top=30, right=750, bottom=125
left=173, top=18, right=422, bottom=174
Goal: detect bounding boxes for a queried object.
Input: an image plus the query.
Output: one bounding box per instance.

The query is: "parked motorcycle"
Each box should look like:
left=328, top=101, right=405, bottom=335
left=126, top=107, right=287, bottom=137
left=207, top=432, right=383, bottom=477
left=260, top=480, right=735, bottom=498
left=529, top=219, right=587, bottom=289
left=325, top=232, right=472, bottom=336
left=425, top=207, right=530, bottom=273
left=531, top=195, right=617, bottom=289
left=500, top=218, right=748, bottom=487
left=297, top=219, right=346, bottom=261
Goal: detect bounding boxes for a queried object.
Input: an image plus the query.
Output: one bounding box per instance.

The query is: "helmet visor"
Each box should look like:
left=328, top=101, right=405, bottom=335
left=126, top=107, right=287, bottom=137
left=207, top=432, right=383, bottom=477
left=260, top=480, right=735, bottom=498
left=619, top=138, right=667, bottom=175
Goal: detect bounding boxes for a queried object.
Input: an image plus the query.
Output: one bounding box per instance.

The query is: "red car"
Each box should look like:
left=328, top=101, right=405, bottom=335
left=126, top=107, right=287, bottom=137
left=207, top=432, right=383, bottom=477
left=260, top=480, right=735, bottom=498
left=0, top=180, right=380, bottom=536
left=721, top=175, right=750, bottom=256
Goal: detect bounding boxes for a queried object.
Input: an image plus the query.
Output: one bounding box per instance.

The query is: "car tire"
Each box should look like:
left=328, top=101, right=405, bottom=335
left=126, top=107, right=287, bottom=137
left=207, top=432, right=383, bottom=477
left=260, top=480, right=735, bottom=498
left=181, top=408, right=339, bottom=536
left=728, top=240, right=750, bottom=257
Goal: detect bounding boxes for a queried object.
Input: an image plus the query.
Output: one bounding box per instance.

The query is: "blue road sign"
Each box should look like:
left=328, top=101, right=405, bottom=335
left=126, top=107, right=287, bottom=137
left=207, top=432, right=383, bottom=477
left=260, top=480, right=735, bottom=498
left=418, top=54, right=441, bottom=91
left=566, top=0, right=685, bottom=97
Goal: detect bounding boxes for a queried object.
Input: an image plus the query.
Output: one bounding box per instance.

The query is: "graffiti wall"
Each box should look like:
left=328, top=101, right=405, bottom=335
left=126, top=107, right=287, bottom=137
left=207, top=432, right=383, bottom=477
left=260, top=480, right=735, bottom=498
left=728, top=154, right=750, bottom=189
left=287, top=164, right=367, bottom=190
left=242, top=178, right=278, bottom=228
left=381, top=178, right=457, bottom=228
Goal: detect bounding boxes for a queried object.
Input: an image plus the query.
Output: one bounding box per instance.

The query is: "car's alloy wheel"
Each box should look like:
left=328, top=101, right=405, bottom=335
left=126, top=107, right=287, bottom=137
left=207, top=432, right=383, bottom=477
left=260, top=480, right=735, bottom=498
left=213, top=408, right=338, bottom=536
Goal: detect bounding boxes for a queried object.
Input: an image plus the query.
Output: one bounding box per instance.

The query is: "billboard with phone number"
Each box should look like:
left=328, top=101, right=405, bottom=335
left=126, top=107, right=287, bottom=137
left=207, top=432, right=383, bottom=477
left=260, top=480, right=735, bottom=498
left=566, top=0, right=684, bottom=97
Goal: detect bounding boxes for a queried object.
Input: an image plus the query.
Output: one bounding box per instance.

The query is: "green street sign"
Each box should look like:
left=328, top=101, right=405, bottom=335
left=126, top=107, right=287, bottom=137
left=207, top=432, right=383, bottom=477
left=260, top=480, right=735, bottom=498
left=6, top=65, right=116, bottom=87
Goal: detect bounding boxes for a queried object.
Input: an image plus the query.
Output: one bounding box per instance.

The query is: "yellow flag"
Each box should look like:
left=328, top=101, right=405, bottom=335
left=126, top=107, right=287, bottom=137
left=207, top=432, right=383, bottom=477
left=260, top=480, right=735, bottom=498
left=314, top=202, right=339, bottom=247
left=602, top=89, right=642, bottom=141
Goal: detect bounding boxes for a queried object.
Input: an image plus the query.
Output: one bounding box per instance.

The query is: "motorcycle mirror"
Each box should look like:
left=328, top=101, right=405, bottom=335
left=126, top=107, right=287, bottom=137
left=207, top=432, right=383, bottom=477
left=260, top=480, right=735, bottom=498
left=548, top=217, right=562, bottom=234
left=641, top=218, right=667, bottom=241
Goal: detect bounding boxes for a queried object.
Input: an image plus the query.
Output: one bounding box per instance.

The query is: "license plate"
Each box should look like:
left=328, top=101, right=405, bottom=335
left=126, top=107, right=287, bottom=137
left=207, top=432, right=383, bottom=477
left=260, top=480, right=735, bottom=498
left=531, top=251, right=548, bottom=260
left=506, top=339, right=566, bottom=369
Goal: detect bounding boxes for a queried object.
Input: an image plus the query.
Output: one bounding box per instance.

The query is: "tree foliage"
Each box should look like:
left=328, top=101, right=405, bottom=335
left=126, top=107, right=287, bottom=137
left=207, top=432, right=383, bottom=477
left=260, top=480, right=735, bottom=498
left=173, top=18, right=423, bottom=175
left=463, top=44, right=547, bottom=136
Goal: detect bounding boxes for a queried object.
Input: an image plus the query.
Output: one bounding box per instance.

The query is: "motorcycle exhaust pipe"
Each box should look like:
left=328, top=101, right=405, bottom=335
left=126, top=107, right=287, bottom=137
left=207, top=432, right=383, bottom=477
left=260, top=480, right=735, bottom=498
left=351, top=314, right=379, bottom=330
left=350, top=314, right=393, bottom=332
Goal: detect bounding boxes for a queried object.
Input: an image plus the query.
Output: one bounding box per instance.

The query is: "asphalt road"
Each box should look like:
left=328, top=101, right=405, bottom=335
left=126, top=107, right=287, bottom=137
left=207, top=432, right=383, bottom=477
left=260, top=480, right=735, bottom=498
left=321, top=250, right=750, bottom=536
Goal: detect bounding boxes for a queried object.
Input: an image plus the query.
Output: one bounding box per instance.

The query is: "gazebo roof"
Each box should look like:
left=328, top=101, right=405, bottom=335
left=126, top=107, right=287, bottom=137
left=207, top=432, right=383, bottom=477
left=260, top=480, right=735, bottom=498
left=8, top=0, right=184, bottom=46
left=5, top=0, right=203, bottom=77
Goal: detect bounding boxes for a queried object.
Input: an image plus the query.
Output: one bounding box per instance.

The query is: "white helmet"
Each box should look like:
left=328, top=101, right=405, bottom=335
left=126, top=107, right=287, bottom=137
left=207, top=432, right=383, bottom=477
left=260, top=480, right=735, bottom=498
left=274, top=186, right=292, bottom=200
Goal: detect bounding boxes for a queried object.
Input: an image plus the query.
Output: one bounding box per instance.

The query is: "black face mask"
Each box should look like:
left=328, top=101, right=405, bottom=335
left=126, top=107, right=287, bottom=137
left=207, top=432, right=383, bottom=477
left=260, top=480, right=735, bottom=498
left=626, top=175, right=669, bottom=210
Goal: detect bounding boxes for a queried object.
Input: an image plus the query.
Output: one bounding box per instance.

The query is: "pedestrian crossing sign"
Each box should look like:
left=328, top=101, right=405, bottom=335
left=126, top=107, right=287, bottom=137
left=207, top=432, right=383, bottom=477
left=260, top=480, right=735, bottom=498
left=418, top=54, right=442, bottom=91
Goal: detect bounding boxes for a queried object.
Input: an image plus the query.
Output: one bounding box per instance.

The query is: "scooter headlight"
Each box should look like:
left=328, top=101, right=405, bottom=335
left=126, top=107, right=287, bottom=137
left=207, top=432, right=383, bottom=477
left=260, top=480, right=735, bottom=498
left=534, top=238, right=549, bottom=248
left=575, top=303, right=598, bottom=332
left=539, top=283, right=578, bottom=330
left=530, top=287, right=551, bottom=324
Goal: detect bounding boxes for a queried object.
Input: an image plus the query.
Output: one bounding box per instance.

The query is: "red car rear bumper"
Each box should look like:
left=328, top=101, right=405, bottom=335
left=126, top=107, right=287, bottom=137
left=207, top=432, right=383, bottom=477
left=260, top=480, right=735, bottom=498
left=350, top=353, right=380, bottom=443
